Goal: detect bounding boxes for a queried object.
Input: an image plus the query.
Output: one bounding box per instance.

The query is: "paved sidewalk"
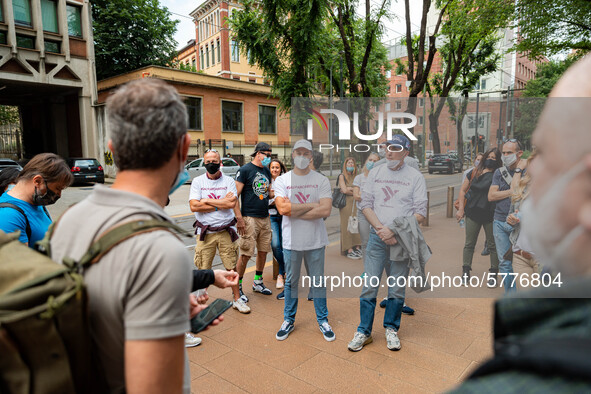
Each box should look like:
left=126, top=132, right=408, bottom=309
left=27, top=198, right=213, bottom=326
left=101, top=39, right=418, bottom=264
left=188, top=208, right=500, bottom=393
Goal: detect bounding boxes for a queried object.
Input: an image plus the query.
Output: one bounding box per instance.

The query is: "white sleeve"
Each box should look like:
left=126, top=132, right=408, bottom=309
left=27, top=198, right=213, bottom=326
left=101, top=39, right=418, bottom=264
left=189, top=177, right=202, bottom=201
left=274, top=174, right=287, bottom=198
left=412, top=173, right=428, bottom=217
left=358, top=168, right=376, bottom=211
left=319, top=175, right=332, bottom=199
left=228, top=176, right=238, bottom=196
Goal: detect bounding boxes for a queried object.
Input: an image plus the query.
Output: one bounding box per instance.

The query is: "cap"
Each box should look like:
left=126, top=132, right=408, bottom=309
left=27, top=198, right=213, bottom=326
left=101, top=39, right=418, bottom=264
left=292, top=139, right=313, bottom=151
left=385, top=135, right=411, bottom=151
left=252, top=142, right=272, bottom=156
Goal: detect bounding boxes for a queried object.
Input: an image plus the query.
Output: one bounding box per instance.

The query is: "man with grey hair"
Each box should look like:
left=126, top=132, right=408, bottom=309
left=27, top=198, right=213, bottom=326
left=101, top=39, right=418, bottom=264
left=48, top=78, right=234, bottom=393
left=453, top=56, right=591, bottom=391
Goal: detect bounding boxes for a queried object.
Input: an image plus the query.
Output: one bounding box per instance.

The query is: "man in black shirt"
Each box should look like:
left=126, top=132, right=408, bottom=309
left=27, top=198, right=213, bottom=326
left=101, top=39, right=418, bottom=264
left=235, top=142, right=274, bottom=302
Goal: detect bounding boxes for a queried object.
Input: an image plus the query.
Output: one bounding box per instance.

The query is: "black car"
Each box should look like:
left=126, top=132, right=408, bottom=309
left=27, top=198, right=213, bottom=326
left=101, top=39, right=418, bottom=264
left=66, top=158, right=104, bottom=184
left=428, top=154, right=463, bottom=174
left=0, top=158, right=23, bottom=173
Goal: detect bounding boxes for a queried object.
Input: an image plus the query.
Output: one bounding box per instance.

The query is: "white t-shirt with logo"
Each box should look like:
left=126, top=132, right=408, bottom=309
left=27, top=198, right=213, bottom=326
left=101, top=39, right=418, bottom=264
left=189, top=173, right=237, bottom=235
left=273, top=170, right=332, bottom=251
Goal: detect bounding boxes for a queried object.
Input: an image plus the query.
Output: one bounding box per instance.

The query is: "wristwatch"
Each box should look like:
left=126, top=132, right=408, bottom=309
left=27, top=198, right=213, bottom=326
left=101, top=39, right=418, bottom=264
left=514, top=168, right=522, bottom=174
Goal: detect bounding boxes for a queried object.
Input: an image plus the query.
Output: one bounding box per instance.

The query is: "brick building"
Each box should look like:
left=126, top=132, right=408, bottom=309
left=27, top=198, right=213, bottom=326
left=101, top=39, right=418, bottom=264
left=0, top=0, right=99, bottom=159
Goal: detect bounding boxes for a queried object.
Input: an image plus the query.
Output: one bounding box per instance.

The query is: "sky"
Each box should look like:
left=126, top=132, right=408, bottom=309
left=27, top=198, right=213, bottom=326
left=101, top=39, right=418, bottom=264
left=160, top=0, right=425, bottom=51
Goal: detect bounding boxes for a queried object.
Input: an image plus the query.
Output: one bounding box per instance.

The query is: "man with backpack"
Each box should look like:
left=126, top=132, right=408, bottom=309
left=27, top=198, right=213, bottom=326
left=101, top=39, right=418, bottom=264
left=46, top=79, right=230, bottom=393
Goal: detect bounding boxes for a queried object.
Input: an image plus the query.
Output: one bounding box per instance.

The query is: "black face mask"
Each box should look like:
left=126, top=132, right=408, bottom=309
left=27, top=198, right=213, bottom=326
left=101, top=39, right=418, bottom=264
left=484, top=159, right=497, bottom=169
left=204, top=162, right=221, bottom=175
left=33, top=180, right=60, bottom=206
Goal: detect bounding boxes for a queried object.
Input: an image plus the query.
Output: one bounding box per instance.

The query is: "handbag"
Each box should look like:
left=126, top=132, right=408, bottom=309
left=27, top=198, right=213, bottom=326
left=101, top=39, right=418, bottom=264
left=332, top=174, right=347, bottom=209
left=454, top=169, right=477, bottom=211
left=347, top=201, right=359, bottom=234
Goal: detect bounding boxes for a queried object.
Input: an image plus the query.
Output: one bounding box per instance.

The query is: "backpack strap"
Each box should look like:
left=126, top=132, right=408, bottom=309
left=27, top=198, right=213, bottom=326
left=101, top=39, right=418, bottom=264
left=0, top=202, right=32, bottom=242
left=499, top=166, right=513, bottom=186
left=76, top=219, right=191, bottom=268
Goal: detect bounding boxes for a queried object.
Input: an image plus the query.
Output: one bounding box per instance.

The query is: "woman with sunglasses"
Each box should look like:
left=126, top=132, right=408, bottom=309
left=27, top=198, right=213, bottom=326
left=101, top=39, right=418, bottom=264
left=0, top=153, right=73, bottom=248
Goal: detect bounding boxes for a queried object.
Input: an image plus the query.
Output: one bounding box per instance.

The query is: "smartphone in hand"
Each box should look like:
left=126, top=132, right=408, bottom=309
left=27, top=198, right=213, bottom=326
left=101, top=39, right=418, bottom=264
left=190, top=298, right=232, bottom=333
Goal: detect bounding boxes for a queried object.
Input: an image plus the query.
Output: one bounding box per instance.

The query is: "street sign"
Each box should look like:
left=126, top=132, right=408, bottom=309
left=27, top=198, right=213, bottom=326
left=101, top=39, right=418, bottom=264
left=226, top=141, right=234, bottom=150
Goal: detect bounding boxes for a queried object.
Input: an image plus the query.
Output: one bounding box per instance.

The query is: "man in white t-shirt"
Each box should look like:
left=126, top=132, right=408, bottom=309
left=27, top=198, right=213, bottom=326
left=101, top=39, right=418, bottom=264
left=273, top=139, right=334, bottom=342
left=348, top=135, right=428, bottom=353
left=190, top=149, right=250, bottom=314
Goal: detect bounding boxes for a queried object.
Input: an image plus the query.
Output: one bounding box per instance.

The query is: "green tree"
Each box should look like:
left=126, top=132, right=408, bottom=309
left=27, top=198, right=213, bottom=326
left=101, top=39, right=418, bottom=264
left=515, top=0, right=591, bottom=59
left=92, top=0, right=179, bottom=80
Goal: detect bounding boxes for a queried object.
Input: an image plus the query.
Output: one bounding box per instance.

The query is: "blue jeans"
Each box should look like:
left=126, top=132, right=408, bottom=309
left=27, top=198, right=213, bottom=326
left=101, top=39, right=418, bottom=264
left=283, top=247, right=328, bottom=325
left=493, top=220, right=515, bottom=293
left=357, top=231, right=410, bottom=336
left=270, top=215, right=285, bottom=276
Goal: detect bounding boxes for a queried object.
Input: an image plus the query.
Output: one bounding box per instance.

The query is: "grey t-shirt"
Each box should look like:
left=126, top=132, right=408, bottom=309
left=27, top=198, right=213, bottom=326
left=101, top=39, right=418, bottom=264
left=49, top=185, right=193, bottom=393
left=491, top=167, right=515, bottom=221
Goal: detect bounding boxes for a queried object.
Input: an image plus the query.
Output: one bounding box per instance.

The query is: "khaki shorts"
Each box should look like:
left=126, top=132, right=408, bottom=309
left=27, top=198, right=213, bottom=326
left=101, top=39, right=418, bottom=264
left=194, top=230, right=238, bottom=270
left=239, top=216, right=272, bottom=256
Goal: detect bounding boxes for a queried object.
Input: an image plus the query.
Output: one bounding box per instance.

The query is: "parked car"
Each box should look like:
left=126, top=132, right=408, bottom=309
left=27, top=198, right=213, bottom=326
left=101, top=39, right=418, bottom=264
left=428, top=154, right=462, bottom=174
left=0, top=158, right=22, bottom=173
left=66, top=158, right=104, bottom=184
left=185, top=157, right=240, bottom=183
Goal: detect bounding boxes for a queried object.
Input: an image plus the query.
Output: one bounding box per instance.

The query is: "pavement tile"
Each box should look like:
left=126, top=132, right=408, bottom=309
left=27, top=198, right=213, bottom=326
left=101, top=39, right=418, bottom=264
left=456, top=308, right=494, bottom=330
left=402, top=298, right=465, bottom=319
left=346, top=348, right=390, bottom=370
left=460, top=337, right=493, bottom=363
left=458, top=361, right=482, bottom=382
left=401, top=319, right=477, bottom=356
left=410, top=309, right=492, bottom=337
left=206, top=350, right=316, bottom=393
left=187, top=337, right=232, bottom=364
left=375, top=356, right=459, bottom=392
left=210, top=322, right=320, bottom=373
left=290, top=352, right=426, bottom=393
left=189, top=361, right=208, bottom=380
left=191, top=372, right=246, bottom=394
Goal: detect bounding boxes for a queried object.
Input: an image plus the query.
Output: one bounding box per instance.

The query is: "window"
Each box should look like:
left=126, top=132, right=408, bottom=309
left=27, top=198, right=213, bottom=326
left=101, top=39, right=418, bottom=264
left=205, top=45, right=209, bottom=67
left=41, top=0, right=58, bottom=33
left=395, top=84, right=402, bottom=93
left=216, top=39, right=220, bottom=63
left=16, top=34, right=34, bottom=49
left=419, top=98, right=424, bottom=108
left=419, top=116, right=424, bottom=125
left=231, top=40, right=240, bottom=62
left=211, top=42, right=215, bottom=65
left=232, top=76, right=240, bottom=80
left=66, top=5, right=82, bottom=37
left=200, top=48, right=204, bottom=70
left=188, top=159, right=203, bottom=168
left=222, top=101, right=242, bottom=132
left=44, top=40, right=60, bottom=53
left=385, top=70, right=391, bottom=79
left=13, top=0, right=32, bottom=26
left=467, top=114, right=486, bottom=129
left=185, top=97, right=202, bottom=130
left=395, top=101, right=401, bottom=110
left=481, top=78, right=487, bottom=90
left=192, top=58, right=196, bottom=70
left=222, top=158, right=237, bottom=167
left=259, top=105, right=276, bottom=134
left=385, top=103, right=391, bottom=111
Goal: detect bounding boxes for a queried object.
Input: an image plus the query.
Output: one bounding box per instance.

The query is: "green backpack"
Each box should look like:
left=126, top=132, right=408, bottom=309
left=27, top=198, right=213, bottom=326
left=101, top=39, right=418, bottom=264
left=0, top=219, right=188, bottom=394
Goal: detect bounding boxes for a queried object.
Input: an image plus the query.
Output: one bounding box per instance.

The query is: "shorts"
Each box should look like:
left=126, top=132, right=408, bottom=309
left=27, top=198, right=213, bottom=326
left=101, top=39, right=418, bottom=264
left=239, top=216, right=272, bottom=256
left=194, top=230, right=238, bottom=270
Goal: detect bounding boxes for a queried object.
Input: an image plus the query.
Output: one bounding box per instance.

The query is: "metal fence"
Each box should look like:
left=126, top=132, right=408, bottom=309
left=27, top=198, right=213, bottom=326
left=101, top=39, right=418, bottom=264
left=0, top=123, right=23, bottom=160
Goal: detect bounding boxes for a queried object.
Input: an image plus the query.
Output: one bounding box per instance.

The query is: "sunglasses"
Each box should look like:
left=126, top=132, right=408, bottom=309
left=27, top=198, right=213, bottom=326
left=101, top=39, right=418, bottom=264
left=258, top=151, right=272, bottom=158
left=205, top=148, right=218, bottom=153
left=503, top=138, right=523, bottom=149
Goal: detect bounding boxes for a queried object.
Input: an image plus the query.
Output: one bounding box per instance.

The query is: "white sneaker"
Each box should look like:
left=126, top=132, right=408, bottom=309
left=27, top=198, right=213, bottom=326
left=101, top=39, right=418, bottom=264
left=348, top=331, right=373, bottom=352
left=233, top=298, right=251, bottom=314
left=185, top=332, right=202, bottom=348
left=276, top=275, right=284, bottom=289
left=385, top=328, right=401, bottom=351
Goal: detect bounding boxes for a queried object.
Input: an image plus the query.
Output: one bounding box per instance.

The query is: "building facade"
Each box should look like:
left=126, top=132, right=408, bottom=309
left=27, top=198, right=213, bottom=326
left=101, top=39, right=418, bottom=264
left=0, top=0, right=98, bottom=159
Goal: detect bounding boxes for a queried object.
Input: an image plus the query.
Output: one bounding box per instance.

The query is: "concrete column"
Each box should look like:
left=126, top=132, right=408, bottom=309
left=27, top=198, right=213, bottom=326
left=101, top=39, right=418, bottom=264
left=58, top=0, right=70, bottom=61
left=31, top=0, right=44, bottom=58
left=3, top=0, right=17, bottom=54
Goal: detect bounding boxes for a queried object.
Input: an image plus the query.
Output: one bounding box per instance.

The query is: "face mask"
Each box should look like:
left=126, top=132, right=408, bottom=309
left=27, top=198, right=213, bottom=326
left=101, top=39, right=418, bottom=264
left=386, top=159, right=401, bottom=170
left=521, top=161, right=586, bottom=276
left=378, top=147, right=386, bottom=158
left=204, top=162, right=221, bottom=175
left=169, top=169, right=189, bottom=195
left=484, top=159, right=497, bottom=169
left=262, top=157, right=272, bottom=167
left=293, top=156, right=310, bottom=170
left=502, top=153, right=517, bottom=167
left=366, top=161, right=375, bottom=171
left=346, top=166, right=355, bottom=173
left=33, top=180, right=60, bottom=206
left=474, top=160, right=480, bottom=167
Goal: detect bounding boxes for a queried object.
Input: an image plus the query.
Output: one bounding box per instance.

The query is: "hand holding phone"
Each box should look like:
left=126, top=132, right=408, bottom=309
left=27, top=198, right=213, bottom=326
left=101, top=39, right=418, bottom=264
left=190, top=298, right=232, bottom=333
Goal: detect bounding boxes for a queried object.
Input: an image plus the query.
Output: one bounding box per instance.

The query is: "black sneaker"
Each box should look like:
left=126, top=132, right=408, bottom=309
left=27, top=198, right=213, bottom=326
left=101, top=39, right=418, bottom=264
left=319, top=322, right=336, bottom=342
left=253, top=281, right=272, bottom=295
left=276, top=291, right=285, bottom=300
left=379, top=298, right=387, bottom=308
left=276, top=320, right=294, bottom=341
left=239, top=286, right=249, bottom=303
left=401, top=305, right=415, bottom=315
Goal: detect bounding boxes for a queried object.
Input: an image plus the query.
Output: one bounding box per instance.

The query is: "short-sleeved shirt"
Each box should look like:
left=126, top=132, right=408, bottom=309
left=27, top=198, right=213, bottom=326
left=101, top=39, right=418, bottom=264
left=236, top=162, right=272, bottom=218
left=273, top=170, right=332, bottom=251
left=48, top=185, right=193, bottom=393
left=359, top=163, right=428, bottom=226
left=0, top=192, right=52, bottom=247
left=491, top=167, right=516, bottom=221
left=189, top=173, right=237, bottom=235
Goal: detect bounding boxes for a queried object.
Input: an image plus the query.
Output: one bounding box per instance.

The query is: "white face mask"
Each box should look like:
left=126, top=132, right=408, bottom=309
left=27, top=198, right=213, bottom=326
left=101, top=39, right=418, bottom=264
left=474, top=160, right=480, bottom=167
left=386, top=159, right=401, bottom=170
left=521, top=161, right=586, bottom=276
left=293, top=156, right=310, bottom=170
left=502, top=153, right=517, bottom=167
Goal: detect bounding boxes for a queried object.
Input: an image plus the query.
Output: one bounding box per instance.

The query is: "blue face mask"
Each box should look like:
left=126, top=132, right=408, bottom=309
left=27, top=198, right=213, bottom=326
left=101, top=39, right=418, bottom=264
left=262, top=157, right=272, bottom=167
left=169, top=169, right=189, bottom=195
left=346, top=166, right=355, bottom=173
left=366, top=161, right=375, bottom=171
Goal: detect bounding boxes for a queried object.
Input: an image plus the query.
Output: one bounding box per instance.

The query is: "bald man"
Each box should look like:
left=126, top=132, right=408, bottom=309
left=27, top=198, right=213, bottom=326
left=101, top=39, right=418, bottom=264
left=453, top=57, right=591, bottom=392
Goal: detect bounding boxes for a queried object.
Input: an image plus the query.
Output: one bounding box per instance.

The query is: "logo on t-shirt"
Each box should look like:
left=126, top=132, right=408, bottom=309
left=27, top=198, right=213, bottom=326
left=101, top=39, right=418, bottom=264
left=208, top=193, right=221, bottom=199
left=253, top=172, right=270, bottom=200
left=294, top=191, right=310, bottom=203
left=382, top=186, right=398, bottom=203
